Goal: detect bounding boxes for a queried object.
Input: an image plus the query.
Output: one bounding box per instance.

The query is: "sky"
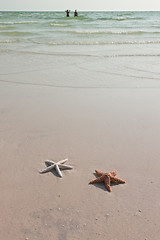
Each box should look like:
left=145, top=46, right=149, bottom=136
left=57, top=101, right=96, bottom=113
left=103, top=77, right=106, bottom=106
left=1, top=0, right=160, bottom=11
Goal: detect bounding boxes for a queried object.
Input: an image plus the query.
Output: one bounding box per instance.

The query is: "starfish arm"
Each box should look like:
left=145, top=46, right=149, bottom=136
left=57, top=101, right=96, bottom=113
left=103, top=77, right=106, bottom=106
left=39, top=164, right=55, bottom=174
left=110, top=171, right=117, bottom=176
left=45, top=160, right=56, bottom=165
left=104, top=175, right=111, bottom=191
left=110, top=176, right=126, bottom=183
left=58, top=159, right=68, bottom=164
left=89, top=175, right=105, bottom=184
left=59, top=164, right=73, bottom=169
left=55, top=164, right=63, bottom=177
left=95, top=170, right=103, bottom=177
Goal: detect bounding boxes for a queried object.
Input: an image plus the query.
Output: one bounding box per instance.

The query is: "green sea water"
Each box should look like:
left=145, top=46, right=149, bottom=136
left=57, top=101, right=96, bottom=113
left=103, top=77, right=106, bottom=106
left=0, top=11, right=160, bottom=55
left=0, top=11, right=160, bottom=88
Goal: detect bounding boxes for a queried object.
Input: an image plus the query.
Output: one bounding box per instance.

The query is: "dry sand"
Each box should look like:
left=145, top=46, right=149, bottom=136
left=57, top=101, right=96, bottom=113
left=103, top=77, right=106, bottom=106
left=0, top=53, right=160, bottom=240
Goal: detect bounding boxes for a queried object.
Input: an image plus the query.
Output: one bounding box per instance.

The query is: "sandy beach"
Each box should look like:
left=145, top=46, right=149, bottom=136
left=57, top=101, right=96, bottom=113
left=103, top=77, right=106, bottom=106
left=1, top=50, right=160, bottom=240
left=1, top=10, right=160, bottom=238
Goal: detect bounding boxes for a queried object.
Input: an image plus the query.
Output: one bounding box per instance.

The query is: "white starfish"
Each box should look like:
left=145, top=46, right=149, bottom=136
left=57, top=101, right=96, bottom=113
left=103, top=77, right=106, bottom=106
left=40, top=158, right=73, bottom=177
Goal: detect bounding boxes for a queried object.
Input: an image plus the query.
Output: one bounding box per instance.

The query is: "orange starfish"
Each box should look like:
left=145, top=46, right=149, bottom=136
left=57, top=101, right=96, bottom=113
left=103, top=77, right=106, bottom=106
left=89, top=170, right=126, bottom=192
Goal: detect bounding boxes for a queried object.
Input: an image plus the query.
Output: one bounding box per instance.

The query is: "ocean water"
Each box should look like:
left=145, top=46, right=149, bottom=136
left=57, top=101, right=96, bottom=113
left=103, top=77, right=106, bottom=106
left=0, top=11, right=160, bottom=88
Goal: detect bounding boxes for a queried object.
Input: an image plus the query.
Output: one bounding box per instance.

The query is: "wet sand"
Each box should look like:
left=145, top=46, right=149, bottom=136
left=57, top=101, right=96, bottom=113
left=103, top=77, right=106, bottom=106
left=1, top=86, right=160, bottom=239
left=0, top=53, right=160, bottom=240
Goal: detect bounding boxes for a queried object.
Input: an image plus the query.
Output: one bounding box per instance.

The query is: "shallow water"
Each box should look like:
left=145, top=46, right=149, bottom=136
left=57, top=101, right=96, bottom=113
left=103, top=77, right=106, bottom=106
left=0, top=11, right=160, bottom=88
left=1, top=11, right=160, bottom=54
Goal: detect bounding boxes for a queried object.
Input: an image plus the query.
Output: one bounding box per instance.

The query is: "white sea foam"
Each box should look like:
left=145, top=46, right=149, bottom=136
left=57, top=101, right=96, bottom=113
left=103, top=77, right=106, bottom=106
left=0, top=21, right=37, bottom=25
left=32, top=40, right=160, bottom=46
left=0, top=39, right=19, bottom=43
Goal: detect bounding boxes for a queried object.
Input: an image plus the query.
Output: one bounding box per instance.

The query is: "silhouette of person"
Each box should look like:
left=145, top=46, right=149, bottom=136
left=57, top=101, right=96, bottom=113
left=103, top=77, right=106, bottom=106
left=74, top=10, right=78, bottom=17
left=65, top=9, right=70, bottom=17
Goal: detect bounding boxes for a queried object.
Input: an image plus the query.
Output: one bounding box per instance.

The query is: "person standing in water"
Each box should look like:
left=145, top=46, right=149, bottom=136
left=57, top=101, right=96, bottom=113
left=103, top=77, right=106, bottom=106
left=74, top=10, right=78, bottom=17
left=65, top=9, right=70, bottom=17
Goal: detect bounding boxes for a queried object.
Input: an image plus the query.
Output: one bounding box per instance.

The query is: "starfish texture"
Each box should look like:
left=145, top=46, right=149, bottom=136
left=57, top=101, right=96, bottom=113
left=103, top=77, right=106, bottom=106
left=40, top=158, right=73, bottom=177
left=89, top=170, right=125, bottom=192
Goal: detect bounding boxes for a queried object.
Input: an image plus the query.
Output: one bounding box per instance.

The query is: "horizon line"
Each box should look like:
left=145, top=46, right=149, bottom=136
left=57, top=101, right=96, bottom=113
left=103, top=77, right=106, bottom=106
left=1, top=10, right=160, bottom=12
